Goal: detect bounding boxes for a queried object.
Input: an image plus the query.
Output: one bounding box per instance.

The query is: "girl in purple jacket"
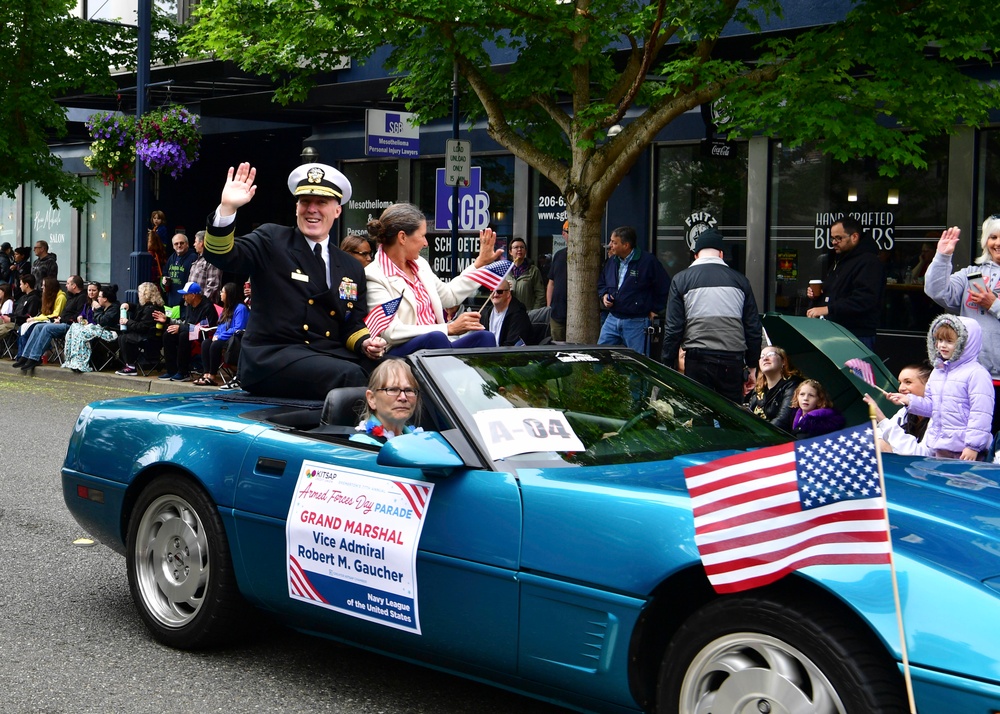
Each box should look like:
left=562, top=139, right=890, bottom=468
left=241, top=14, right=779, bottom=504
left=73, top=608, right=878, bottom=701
left=889, top=314, right=995, bottom=460
left=791, top=378, right=845, bottom=438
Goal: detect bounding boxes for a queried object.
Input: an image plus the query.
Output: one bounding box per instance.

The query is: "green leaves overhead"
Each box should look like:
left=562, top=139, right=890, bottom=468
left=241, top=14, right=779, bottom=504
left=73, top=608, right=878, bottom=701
left=182, top=0, right=1000, bottom=341
left=1, top=0, right=184, bottom=208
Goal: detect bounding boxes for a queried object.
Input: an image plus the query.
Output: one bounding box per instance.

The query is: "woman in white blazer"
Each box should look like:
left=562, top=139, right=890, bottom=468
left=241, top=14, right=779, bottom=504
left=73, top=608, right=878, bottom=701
left=365, top=202, right=501, bottom=356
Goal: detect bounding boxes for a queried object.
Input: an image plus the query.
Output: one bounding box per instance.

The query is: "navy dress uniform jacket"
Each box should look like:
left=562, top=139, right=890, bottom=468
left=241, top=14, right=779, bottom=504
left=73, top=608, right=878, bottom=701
left=202, top=217, right=371, bottom=395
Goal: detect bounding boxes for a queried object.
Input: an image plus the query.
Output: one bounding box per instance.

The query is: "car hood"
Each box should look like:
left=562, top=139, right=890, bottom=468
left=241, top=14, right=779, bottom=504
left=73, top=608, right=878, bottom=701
left=516, top=450, right=1000, bottom=591
left=880, top=456, right=1000, bottom=582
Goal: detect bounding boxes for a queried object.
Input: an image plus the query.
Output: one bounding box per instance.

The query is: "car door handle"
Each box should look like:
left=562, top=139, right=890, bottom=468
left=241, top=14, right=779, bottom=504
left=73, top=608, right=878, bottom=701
left=255, top=457, right=286, bottom=475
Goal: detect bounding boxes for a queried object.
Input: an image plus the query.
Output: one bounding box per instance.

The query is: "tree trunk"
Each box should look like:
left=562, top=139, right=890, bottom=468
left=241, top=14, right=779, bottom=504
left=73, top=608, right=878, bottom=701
left=564, top=212, right=605, bottom=345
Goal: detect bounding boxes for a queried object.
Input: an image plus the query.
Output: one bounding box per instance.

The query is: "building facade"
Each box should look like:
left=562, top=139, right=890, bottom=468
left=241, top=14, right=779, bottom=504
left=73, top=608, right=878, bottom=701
left=6, top=1, right=997, bottom=363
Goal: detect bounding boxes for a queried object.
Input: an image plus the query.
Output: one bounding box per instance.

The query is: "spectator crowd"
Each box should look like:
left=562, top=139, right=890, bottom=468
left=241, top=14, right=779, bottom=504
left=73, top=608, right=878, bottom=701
left=5, top=163, right=999, bottom=464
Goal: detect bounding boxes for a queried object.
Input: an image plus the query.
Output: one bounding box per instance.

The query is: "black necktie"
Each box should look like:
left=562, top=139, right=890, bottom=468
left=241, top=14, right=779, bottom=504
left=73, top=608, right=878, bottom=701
left=314, top=243, right=330, bottom=288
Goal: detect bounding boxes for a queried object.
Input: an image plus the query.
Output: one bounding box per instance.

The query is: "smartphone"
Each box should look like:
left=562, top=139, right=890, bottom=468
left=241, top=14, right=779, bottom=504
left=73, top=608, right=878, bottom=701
left=967, top=271, right=988, bottom=292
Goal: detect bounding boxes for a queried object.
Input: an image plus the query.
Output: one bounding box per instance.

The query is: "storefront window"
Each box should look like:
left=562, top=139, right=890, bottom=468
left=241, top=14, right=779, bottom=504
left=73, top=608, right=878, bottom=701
left=0, top=192, right=19, bottom=247
left=768, top=138, right=947, bottom=334
left=977, top=128, right=1000, bottom=232
left=654, top=142, right=749, bottom=275
left=412, top=154, right=514, bottom=279
left=26, top=183, right=74, bottom=274
left=80, top=177, right=112, bottom=283
left=339, top=160, right=398, bottom=241
left=529, top=170, right=566, bottom=253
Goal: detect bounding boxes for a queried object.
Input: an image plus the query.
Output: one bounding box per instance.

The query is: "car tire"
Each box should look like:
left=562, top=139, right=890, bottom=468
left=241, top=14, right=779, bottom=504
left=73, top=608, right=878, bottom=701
left=126, top=475, right=245, bottom=649
left=656, top=592, right=907, bottom=714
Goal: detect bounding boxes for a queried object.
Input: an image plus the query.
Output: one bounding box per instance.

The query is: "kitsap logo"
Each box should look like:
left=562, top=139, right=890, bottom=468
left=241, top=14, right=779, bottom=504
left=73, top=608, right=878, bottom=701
left=305, top=466, right=338, bottom=482
left=385, top=113, right=404, bottom=135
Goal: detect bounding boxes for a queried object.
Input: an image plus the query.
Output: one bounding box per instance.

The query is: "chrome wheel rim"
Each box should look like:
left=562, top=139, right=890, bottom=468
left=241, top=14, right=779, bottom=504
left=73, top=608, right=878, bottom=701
left=133, top=494, right=209, bottom=629
left=679, top=632, right=847, bottom=714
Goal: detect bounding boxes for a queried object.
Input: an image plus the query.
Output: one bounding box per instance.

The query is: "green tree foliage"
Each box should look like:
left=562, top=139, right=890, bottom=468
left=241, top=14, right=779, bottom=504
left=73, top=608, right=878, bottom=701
left=1, top=0, right=183, bottom=210
left=183, top=0, right=1000, bottom=342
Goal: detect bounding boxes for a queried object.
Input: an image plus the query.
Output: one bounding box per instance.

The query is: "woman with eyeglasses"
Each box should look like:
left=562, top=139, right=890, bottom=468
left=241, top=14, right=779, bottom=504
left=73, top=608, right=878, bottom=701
left=924, top=216, right=1000, bottom=432
left=506, top=237, right=545, bottom=310
left=365, top=202, right=498, bottom=356
left=351, top=359, right=423, bottom=445
left=743, top=345, right=803, bottom=431
left=341, top=234, right=374, bottom=267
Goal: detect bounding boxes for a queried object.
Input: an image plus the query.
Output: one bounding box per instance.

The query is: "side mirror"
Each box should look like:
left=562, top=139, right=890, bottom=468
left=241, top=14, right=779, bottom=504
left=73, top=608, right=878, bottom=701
left=377, top=431, right=465, bottom=471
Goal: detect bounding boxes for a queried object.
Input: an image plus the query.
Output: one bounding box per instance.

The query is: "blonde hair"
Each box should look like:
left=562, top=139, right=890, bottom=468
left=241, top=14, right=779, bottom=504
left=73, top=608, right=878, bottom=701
left=361, top=359, right=420, bottom=424
left=138, top=281, right=164, bottom=306
left=795, top=379, right=833, bottom=410
left=976, top=215, right=1000, bottom=265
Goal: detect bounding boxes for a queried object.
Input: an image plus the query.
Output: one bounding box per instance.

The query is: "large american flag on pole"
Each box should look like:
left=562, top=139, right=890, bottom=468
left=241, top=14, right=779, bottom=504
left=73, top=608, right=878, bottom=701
left=467, top=260, right=513, bottom=291
left=365, top=296, right=402, bottom=336
left=683, top=424, right=892, bottom=594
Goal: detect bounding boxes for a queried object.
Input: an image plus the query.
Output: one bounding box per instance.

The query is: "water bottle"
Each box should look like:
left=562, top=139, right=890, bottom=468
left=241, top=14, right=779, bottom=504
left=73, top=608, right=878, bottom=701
left=119, top=304, right=128, bottom=332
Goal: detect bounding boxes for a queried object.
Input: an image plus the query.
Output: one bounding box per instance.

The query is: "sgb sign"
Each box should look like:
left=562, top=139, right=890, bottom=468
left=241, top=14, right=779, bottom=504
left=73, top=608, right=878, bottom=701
left=434, top=166, right=491, bottom=231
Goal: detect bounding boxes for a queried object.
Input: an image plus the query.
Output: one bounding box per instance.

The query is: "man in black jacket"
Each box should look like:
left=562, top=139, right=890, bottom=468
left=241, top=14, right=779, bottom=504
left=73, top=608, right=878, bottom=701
left=14, top=274, right=86, bottom=373
left=806, top=216, right=884, bottom=349
left=31, top=241, right=58, bottom=283
left=202, top=162, right=386, bottom=399
left=480, top=279, right=534, bottom=346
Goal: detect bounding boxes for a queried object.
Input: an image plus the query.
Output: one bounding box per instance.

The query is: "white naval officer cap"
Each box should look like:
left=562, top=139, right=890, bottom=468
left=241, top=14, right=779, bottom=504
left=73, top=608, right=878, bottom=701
left=287, top=163, right=352, bottom=204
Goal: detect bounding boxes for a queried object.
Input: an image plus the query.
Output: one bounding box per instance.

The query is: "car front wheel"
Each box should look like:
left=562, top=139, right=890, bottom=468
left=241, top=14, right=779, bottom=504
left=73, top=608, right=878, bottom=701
left=657, top=592, right=907, bottom=714
left=126, top=475, right=244, bottom=649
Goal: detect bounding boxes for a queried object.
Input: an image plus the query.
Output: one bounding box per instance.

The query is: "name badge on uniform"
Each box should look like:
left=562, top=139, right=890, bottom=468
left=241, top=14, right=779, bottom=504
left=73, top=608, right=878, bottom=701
left=291, top=271, right=309, bottom=282
left=339, top=278, right=358, bottom=302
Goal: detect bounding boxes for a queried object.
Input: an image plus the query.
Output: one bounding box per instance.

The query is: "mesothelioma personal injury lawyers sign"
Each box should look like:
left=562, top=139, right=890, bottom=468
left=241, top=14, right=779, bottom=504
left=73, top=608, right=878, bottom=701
left=365, top=109, right=419, bottom=158
left=286, top=460, right=433, bottom=634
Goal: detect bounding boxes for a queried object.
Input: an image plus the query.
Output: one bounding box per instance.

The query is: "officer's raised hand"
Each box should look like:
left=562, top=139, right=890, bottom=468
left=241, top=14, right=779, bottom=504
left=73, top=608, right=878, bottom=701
left=220, top=162, right=258, bottom=217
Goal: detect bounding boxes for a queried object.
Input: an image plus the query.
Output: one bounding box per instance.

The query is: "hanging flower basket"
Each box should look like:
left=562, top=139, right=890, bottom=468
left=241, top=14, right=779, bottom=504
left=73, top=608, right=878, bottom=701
left=83, top=112, right=137, bottom=186
left=136, top=105, right=201, bottom=178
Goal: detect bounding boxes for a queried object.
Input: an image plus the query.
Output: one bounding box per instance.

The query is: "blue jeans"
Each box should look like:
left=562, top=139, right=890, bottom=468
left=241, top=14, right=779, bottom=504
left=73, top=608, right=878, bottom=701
left=24, top=322, right=70, bottom=360
left=390, top=329, right=496, bottom=357
left=598, top=314, right=650, bottom=355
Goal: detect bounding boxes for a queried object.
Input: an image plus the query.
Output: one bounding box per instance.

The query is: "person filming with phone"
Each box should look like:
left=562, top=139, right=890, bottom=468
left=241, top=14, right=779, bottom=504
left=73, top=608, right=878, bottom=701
left=924, top=216, right=1000, bottom=432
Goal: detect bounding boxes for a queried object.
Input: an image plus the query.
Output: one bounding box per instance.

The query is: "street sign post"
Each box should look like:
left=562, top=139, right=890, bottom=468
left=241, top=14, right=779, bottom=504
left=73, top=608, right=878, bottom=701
left=444, top=139, right=471, bottom=187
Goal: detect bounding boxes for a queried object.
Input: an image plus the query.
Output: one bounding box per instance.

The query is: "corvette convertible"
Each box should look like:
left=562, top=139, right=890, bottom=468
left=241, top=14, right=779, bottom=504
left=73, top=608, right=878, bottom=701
left=62, top=347, right=1000, bottom=713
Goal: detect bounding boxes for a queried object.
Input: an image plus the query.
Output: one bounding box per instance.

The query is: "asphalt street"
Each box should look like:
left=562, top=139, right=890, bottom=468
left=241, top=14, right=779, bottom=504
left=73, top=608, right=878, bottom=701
left=0, top=373, right=572, bottom=714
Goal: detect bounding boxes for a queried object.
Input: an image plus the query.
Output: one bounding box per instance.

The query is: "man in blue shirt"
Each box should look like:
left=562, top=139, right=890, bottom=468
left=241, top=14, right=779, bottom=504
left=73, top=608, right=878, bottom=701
left=597, top=225, right=670, bottom=356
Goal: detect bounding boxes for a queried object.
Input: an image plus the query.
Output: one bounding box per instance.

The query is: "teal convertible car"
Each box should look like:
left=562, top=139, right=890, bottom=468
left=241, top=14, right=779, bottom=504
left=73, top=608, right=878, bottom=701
left=62, top=347, right=1000, bottom=713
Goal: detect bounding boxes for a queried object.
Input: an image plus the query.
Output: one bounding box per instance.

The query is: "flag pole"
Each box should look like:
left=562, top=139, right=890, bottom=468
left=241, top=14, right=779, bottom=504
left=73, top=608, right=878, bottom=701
left=869, top=402, right=918, bottom=713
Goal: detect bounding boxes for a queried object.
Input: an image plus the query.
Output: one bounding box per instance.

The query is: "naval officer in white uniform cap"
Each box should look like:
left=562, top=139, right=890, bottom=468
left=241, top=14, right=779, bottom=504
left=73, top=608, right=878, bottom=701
left=202, top=161, right=386, bottom=399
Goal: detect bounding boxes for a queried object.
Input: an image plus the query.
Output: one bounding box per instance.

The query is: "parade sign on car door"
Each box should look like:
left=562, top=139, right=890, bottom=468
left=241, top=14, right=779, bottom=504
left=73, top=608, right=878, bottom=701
left=286, top=460, right=433, bottom=634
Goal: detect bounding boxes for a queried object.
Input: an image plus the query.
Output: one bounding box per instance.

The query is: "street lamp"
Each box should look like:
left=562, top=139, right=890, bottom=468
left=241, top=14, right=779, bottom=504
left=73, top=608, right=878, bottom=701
left=300, top=146, right=319, bottom=164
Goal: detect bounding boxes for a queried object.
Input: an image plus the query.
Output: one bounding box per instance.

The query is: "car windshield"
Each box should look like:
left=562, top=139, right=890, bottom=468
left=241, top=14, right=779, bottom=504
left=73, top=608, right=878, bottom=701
left=420, top=349, right=787, bottom=466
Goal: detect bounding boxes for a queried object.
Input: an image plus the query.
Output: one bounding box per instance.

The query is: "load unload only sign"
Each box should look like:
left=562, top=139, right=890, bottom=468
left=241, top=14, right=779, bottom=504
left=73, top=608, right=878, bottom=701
left=286, top=460, right=433, bottom=634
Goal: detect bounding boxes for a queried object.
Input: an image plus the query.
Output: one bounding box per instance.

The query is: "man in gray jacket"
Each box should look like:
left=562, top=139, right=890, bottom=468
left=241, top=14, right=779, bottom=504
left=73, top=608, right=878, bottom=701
left=662, top=228, right=761, bottom=402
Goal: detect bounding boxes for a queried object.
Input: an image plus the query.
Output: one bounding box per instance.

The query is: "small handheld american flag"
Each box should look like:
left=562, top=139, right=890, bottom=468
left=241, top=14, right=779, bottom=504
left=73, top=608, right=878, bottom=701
left=845, top=358, right=875, bottom=386
left=845, top=358, right=890, bottom=396
left=467, top=260, right=513, bottom=291
left=365, top=297, right=402, bottom=336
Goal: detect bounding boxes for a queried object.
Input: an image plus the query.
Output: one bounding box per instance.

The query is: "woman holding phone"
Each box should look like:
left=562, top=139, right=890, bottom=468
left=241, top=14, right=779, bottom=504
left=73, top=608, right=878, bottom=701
left=924, top=215, right=1000, bottom=430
